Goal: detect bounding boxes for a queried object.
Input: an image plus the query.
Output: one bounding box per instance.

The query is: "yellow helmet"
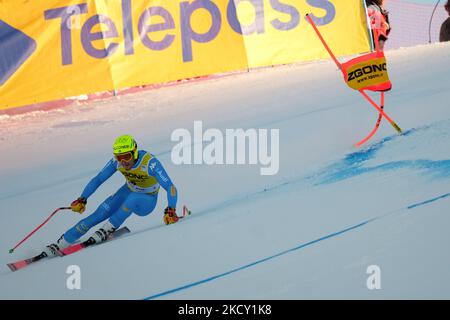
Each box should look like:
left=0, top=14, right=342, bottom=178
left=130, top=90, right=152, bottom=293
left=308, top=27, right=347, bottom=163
left=113, top=135, right=138, bottom=160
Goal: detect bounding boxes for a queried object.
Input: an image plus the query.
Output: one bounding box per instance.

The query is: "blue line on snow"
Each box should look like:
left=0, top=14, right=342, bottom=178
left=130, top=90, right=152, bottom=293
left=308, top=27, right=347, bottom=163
left=142, top=192, right=449, bottom=300
left=143, top=219, right=374, bottom=300
left=407, top=193, right=450, bottom=210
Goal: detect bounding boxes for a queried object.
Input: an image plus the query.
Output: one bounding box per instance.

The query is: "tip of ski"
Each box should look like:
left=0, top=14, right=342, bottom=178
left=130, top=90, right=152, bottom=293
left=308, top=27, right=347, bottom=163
left=7, top=255, right=44, bottom=272
left=7, top=263, right=18, bottom=272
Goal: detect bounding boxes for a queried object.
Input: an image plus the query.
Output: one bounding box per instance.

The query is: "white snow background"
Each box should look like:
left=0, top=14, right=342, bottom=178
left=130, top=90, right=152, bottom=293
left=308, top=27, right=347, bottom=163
left=0, top=42, right=449, bottom=299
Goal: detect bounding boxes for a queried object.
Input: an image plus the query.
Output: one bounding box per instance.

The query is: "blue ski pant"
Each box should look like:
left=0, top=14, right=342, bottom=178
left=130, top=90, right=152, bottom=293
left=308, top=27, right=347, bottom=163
left=64, top=184, right=158, bottom=243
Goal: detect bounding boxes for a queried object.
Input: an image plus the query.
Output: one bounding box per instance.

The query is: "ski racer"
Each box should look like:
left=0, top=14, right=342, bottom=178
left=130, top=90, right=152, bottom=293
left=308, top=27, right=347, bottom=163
left=42, top=134, right=180, bottom=257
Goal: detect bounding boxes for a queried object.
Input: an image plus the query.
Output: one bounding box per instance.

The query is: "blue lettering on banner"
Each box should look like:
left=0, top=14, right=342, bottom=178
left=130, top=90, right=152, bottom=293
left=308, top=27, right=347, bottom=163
left=0, top=20, right=37, bottom=85
left=42, top=0, right=337, bottom=65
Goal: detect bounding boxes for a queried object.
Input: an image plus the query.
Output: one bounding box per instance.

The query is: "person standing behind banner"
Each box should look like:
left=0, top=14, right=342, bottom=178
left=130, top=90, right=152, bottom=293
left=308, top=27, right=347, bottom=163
left=366, top=0, right=391, bottom=51
left=440, top=1, right=450, bottom=42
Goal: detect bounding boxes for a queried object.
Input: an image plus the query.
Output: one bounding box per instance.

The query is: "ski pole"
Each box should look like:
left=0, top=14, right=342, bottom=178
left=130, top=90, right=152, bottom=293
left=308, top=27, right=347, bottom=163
left=9, top=207, right=71, bottom=254
left=181, top=205, right=191, bottom=218
left=305, top=14, right=342, bottom=70
left=359, top=90, right=402, bottom=134
left=355, top=92, right=385, bottom=147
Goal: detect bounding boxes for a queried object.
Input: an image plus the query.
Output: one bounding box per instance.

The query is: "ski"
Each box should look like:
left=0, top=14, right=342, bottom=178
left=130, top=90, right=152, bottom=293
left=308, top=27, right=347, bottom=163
left=57, top=206, right=190, bottom=258
left=58, top=226, right=131, bottom=257
left=7, top=252, right=48, bottom=272
left=7, top=206, right=191, bottom=271
left=7, top=227, right=130, bottom=272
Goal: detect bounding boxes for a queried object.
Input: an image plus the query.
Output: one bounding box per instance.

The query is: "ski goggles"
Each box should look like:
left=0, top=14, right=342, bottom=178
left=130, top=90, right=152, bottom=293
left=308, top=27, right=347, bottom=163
left=115, top=152, right=134, bottom=163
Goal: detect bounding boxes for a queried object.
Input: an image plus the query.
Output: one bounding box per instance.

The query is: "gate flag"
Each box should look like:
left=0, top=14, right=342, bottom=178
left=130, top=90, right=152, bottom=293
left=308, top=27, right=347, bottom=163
left=305, top=13, right=401, bottom=147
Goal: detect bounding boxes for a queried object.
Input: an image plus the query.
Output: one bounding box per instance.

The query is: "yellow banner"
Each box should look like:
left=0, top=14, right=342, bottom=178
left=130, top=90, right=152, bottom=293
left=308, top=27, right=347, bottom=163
left=0, top=0, right=370, bottom=111
left=234, top=0, right=371, bottom=67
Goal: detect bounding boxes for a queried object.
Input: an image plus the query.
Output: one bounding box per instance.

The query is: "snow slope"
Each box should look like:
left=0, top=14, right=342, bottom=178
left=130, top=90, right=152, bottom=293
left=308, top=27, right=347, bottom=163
left=0, top=42, right=449, bottom=299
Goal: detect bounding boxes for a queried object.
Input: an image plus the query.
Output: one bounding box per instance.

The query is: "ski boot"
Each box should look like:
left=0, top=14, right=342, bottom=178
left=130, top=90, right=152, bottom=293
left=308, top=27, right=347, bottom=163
left=84, top=221, right=117, bottom=247
left=42, top=234, right=71, bottom=258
